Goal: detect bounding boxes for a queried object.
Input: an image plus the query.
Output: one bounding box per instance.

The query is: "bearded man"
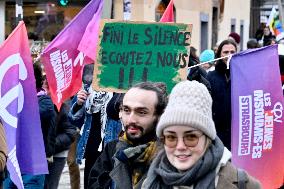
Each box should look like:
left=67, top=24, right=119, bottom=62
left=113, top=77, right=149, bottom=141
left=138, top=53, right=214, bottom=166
left=88, top=82, right=167, bottom=189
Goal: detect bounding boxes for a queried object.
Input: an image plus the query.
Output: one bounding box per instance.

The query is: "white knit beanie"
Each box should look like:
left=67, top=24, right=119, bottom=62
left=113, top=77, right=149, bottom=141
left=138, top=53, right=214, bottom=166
left=156, top=80, right=216, bottom=140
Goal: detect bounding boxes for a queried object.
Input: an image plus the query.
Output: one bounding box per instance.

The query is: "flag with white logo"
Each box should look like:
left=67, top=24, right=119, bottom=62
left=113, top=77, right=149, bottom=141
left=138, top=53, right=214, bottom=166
left=0, top=21, right=48, bottom=188
left=231, top=45, right=284, bottom=188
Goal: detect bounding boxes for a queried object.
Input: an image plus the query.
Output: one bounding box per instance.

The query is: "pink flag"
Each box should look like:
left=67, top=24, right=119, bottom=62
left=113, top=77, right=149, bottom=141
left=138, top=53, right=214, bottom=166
left=41, top=0, right=103, bottom=109
left=160, top=0, right=174, bottom=22
left=78, top=0, right=103, bottom=61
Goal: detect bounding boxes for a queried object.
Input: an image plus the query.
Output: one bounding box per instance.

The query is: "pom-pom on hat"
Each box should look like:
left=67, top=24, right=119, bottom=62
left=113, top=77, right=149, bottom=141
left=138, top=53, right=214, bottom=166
left=156, top=80, right=216, bottom=140
left=228, top=32, right=241, bottom=44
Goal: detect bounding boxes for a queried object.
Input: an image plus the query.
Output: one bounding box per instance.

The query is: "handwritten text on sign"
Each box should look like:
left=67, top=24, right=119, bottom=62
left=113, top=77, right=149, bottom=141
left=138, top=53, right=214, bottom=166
left=93, top=21, right=192, bottom=92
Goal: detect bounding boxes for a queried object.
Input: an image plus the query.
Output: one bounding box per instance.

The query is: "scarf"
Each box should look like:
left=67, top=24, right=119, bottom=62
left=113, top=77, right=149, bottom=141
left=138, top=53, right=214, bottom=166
left=115, top=133, right=157, bottom=186
left=144, top=137, right=224, bottom=189
left=85, top=89, right=111, bottom=114
left=84, top=89, right=113, bottom=151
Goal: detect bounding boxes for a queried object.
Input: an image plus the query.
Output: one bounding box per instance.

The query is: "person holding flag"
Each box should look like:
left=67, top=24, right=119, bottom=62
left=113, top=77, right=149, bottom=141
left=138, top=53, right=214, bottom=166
left=207, top=39, right=237, bottom=150
left=4, top=63, right=56, bottom=189
left=41, top=0, right=103, bottom=111
left=266, top=6, right=284, bottom=42
left=261, top=26, right=276, bottom=46
left=40, top=0, right=104, bottom=187
left=42, top=74, right=77, bottom=189
left=34, top=63, right=57, bottom=165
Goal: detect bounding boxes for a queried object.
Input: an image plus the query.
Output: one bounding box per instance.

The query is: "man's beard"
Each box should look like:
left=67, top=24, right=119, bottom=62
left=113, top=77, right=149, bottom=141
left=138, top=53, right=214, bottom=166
left=124, top=119, right=158, bottom=144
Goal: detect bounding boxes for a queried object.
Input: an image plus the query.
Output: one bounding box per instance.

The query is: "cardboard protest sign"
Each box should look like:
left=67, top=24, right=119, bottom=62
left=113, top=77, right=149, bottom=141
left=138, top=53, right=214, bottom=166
left=93, top=20, right=192, bottom=92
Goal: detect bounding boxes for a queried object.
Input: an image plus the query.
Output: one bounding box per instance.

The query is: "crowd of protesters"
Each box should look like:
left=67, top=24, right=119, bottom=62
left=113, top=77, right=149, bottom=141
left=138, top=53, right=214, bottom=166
left=2, top=21, right=284, bottom=189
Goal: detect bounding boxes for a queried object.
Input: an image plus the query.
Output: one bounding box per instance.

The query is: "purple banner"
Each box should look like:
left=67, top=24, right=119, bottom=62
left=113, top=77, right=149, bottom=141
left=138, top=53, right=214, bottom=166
left=0, top=21, right=48, bottom=188
left=231, top=45, right=284, bottom=188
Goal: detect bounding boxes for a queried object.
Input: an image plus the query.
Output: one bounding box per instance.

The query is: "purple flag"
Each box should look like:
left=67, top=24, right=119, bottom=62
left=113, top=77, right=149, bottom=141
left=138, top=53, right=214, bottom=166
left=0, top=21, right=48, bottom=188
left=231, top=45, right=284, bottom=188
left=78, top=0, right=103, bottom=61
left=41, top=0, right=103, bottom=109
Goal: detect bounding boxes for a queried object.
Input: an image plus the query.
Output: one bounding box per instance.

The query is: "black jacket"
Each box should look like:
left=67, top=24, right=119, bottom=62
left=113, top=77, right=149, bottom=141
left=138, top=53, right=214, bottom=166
left=38, top=95, right=56, bottom=157
left=207, top=61, right=231, bottom=150
left=54, top=102, right=77, bottom=154
left=187, top=66, right=211, bottom=93
left=88, top=140, right=118, bottom=189
left=106, top=93, right=124, bottom=121
left=88, top=139, right=152, bottom=189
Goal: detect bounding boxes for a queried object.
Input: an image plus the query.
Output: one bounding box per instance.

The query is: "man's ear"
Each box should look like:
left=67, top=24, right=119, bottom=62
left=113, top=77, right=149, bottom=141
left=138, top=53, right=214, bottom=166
left=119, top=109, right=125, bottom=131
left=119, top=107, right=122, bottom=119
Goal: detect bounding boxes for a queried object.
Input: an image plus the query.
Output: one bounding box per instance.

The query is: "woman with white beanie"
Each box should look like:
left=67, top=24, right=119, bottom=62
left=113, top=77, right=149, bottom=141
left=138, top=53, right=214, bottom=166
left=142, top=80, right=261, bottom=189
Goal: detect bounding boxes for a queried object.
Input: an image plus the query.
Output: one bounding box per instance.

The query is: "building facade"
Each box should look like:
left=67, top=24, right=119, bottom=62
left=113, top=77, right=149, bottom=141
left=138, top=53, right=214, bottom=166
left=111, top=0, right=250, bottom=52
left=250, top=0, right=283, bottom=39
left=0, top=0, right=251, bottom=53
left=218, top=0, right=250, bottom=51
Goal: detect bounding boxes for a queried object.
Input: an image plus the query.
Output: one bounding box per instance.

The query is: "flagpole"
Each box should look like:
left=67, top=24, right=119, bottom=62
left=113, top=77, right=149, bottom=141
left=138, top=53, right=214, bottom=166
left=278, top=0, right=283, bottom=26
left=188, top=55, right=230, bottom=69
left=15, top=0, right=23, bottom=25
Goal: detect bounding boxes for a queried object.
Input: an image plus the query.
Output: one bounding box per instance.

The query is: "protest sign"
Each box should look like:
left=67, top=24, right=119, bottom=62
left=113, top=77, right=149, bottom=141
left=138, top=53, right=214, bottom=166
left=93, top=20, right=192, bottom=92
left=231, top=45, right=284, bottom=189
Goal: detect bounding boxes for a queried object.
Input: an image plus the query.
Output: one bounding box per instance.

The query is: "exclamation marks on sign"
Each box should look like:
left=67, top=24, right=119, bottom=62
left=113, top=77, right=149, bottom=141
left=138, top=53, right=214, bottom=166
left=118, top=67, right=148, bottom=89
left=118, top=68, right=124, bottom=89
left=128, top=67, right=134, bottom=88
left=142, top=67, right=148, bottom=82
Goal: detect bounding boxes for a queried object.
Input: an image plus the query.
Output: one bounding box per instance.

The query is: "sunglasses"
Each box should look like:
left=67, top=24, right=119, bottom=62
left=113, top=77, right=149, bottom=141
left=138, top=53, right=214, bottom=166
left=160, top=131, right=204, bottom=148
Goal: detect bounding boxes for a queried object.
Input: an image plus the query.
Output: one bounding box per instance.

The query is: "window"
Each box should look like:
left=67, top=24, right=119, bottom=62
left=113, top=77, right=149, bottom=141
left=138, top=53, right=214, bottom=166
left=200, top=13, right=209, bottom=52
left=231, top=18, right=236, bottom=32
left=240, top=20, right=244, bottom=50
left=5, top=2, right=87, bottom=41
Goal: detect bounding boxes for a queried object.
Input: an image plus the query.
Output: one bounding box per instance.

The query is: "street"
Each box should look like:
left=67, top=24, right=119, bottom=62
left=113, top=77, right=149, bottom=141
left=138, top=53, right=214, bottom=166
left=58, top=160, right=85, bottom=188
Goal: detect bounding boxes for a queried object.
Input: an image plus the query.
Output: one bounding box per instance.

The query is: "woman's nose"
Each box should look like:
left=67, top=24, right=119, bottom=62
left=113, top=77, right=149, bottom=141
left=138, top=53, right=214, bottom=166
left=175, top=137, right=187, bottom=150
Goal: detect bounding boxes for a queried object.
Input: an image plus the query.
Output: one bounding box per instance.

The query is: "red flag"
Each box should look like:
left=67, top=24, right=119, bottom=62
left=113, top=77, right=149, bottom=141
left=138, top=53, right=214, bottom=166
left=41, top=0, right=103, bottom=109
left=160, top=0, right=174, bottom=22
